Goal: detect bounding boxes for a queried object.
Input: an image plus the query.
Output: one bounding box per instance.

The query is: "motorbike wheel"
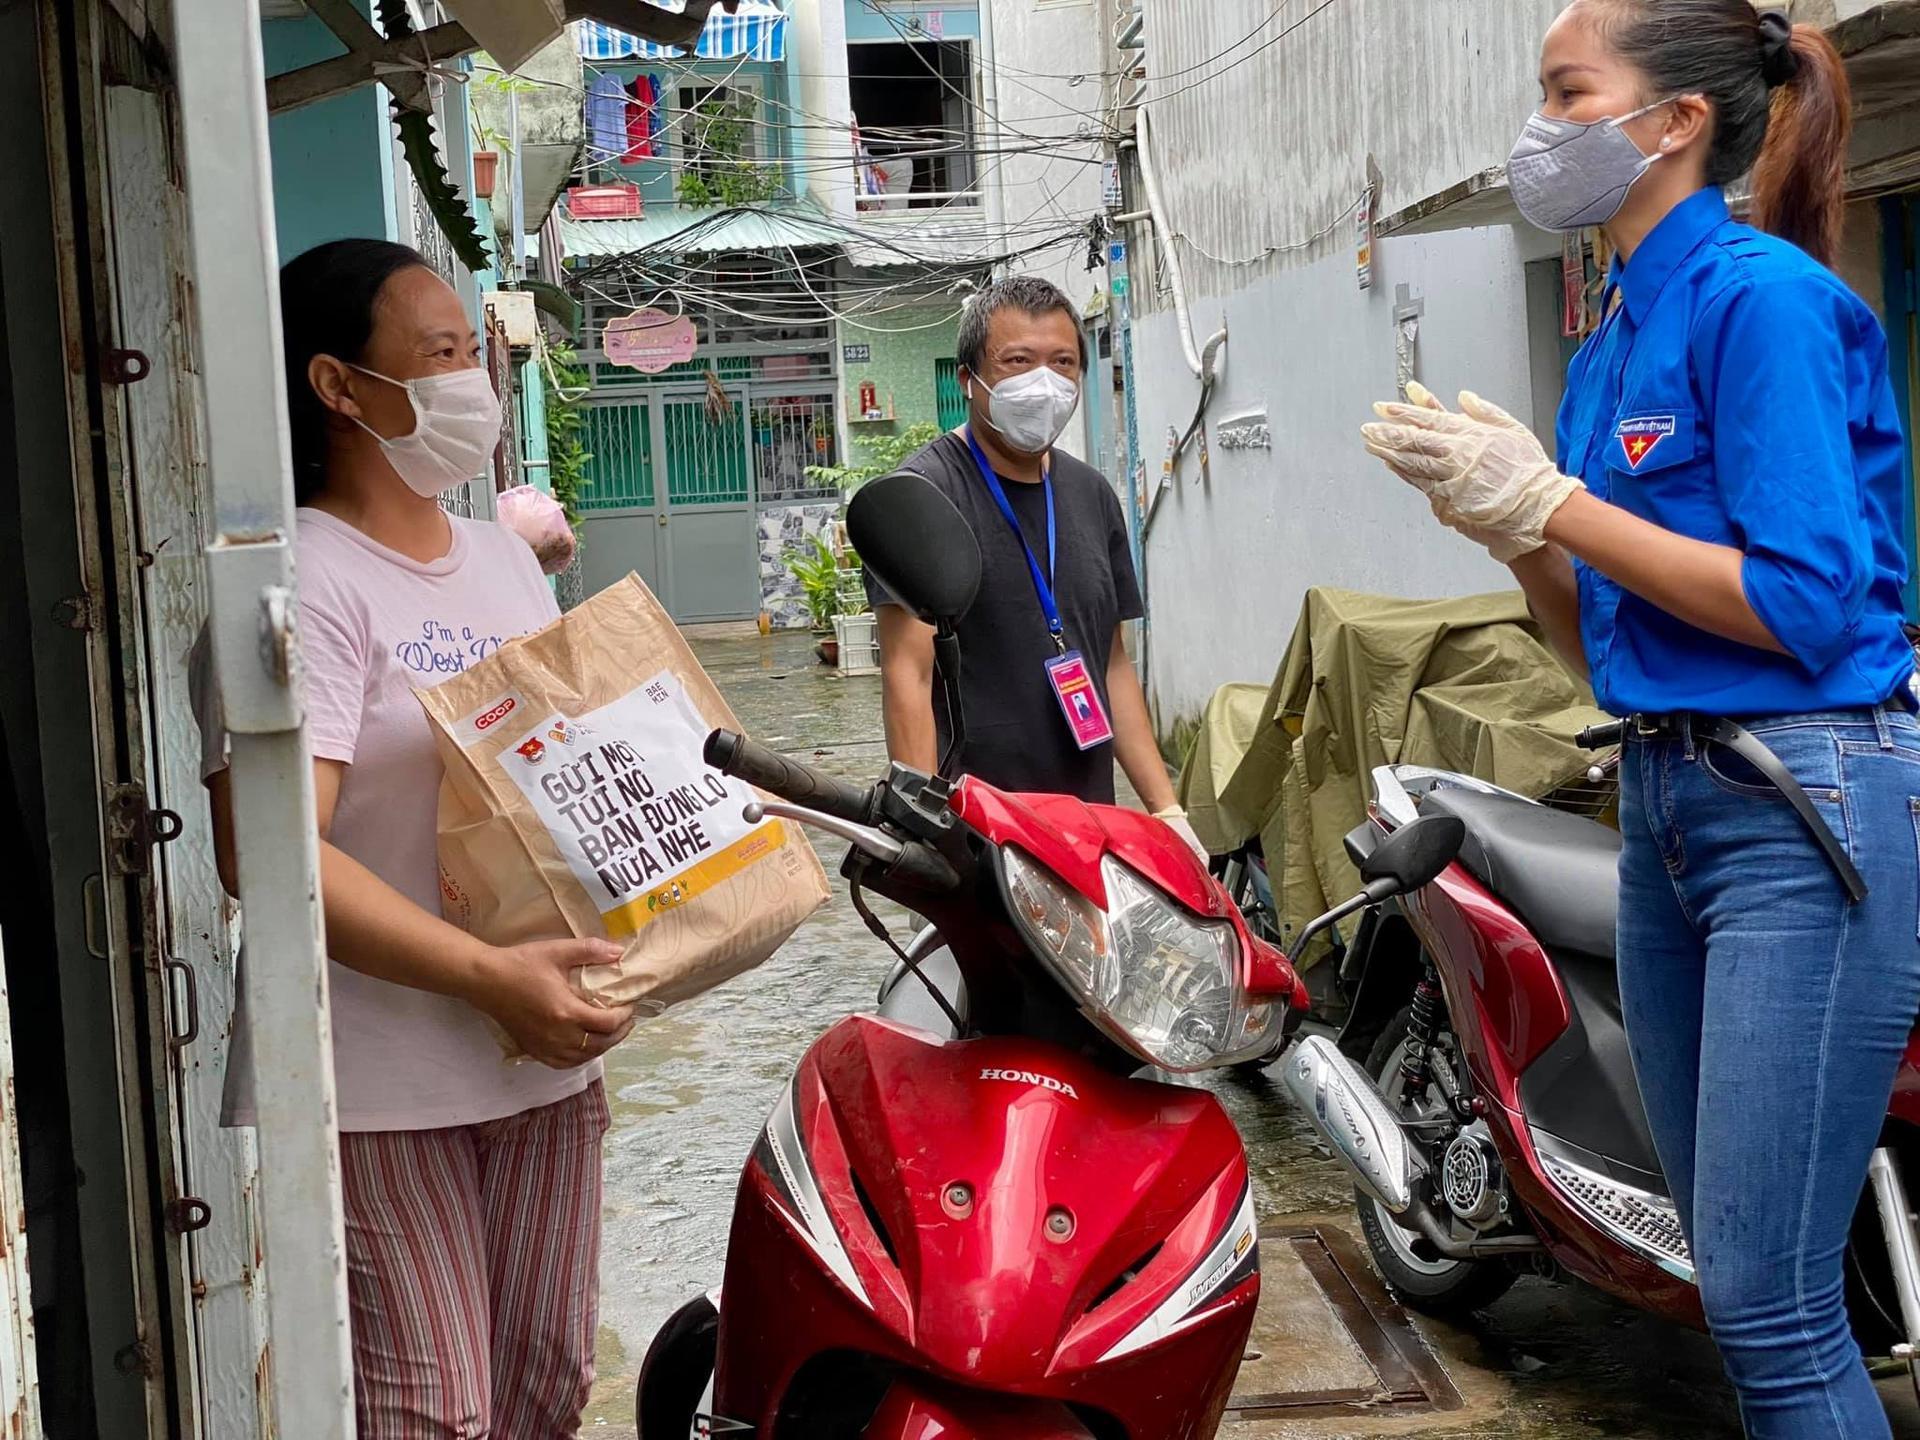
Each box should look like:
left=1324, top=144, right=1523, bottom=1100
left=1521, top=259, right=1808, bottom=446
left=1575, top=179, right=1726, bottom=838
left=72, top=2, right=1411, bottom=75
left=635, top=1294, right=719, bottom=1440
left=1354, top=1007, right=1516, bottom=1315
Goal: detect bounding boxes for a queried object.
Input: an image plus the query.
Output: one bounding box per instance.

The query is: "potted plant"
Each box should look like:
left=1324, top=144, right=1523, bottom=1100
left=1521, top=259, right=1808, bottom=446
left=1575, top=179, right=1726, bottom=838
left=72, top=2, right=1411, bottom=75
left=783, top=536, right=843, bottom=663
left=470, top=118, right=510, bottom=200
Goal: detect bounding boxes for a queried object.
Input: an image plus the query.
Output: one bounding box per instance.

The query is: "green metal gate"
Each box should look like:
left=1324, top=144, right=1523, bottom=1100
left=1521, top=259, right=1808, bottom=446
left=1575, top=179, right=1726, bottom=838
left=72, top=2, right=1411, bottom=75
left=575, top=401, right=666, bottom=607
left=576, top=384, right=820, bottom=623
left=935, top=356, right=968, bottom=430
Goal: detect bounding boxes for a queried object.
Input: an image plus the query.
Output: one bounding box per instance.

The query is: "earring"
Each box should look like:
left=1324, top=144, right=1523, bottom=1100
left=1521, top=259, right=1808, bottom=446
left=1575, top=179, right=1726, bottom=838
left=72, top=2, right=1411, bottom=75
left=1660, top=137, right=1672, bottom=149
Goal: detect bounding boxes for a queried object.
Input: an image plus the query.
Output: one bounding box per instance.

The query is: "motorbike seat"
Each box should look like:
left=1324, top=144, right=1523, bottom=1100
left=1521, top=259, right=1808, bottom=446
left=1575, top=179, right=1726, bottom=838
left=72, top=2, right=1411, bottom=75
left=1419, top=788, right=1619, bottom=958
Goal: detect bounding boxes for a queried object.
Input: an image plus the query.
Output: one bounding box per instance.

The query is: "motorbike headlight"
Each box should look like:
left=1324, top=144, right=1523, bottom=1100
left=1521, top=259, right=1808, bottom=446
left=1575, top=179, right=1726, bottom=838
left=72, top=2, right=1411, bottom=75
left=1001, top=848, right=1279, bottom=1072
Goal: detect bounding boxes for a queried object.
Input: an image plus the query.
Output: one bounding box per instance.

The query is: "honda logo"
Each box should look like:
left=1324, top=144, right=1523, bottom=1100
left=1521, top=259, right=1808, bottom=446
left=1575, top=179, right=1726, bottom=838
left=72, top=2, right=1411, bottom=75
left=979, top=1067, right=1079, bottom=1100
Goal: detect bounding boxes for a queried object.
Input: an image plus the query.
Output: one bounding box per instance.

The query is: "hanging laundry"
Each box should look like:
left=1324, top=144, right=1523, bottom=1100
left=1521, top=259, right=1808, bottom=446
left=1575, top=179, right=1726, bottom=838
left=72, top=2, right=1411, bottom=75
left=586, top=72, right=630, bottom=164
left=851, top=119, right=883, bottom=207
left=623, top=74, right=655, bottom=160
left=648, top=73, right=666, bottom=147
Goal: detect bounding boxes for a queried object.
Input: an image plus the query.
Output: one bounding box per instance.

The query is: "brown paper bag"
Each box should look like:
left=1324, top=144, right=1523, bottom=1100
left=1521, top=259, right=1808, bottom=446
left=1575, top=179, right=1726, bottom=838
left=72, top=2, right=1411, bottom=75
left=419, top=573, right=829, bottom=1047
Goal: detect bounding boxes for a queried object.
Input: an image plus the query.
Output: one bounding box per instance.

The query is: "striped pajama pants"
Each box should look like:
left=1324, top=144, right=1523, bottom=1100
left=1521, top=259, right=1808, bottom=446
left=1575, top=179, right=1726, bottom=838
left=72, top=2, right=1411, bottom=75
left=340, top=1080, right=610, bottom=1439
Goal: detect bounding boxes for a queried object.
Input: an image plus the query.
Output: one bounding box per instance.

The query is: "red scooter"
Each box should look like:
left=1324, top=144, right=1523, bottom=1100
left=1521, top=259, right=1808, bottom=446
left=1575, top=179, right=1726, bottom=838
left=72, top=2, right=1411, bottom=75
left=633, top=475, right=1459, bottom=1437
left=1285, top=738, right=1920, bottom=1394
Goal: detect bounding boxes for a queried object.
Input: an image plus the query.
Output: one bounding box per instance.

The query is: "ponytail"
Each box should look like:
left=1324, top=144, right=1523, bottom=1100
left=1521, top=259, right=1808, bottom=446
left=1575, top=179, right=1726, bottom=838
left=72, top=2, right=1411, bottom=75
left=1749, top=24, right=1851, bottom=268
left=1581, top=1, right=1852, bottom=267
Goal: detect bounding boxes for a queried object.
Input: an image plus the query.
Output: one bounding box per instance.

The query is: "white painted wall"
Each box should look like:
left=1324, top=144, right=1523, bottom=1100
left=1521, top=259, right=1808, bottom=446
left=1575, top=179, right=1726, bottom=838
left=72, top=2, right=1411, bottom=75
left=1134, top=223, right=1545, bottom=726
left=980, top=0, right=1115, bottom=462
left=791, top=0, right=857, bottom=220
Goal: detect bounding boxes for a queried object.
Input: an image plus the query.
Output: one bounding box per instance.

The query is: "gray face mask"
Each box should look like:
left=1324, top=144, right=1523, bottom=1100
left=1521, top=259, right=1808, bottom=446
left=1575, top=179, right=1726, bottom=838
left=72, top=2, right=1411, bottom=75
left=1507, top=99, right=1675, bottom=232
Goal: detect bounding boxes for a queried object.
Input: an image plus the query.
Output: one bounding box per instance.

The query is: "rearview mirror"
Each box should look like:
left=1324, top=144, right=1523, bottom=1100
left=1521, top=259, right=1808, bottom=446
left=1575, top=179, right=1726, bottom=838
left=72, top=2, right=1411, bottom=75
left=846, top=472, right=982, bottom=626
left=1360, top=814, right=1465, bottom=897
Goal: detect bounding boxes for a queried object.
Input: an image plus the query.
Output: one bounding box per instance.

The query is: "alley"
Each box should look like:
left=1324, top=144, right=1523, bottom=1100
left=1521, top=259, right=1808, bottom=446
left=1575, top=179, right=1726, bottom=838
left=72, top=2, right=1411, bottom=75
left=584, top=631, right=1920, bottom=1439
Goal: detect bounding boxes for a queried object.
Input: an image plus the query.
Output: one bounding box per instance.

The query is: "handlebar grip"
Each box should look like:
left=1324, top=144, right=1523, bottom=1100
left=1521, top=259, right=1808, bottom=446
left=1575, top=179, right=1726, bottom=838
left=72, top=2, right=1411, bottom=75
left=1576, top=721, right=1627, bottom=751
left=704, top=730, right=872, bottom=824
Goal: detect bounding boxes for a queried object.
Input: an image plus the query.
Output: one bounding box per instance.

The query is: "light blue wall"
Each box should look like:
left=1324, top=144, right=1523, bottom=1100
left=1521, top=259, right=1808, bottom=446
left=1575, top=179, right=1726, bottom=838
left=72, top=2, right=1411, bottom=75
left=843, top=0, right=979, bottom=44
left=262, top=7, right=397, bottom=260
left=519, top=359, right=551, bottom=487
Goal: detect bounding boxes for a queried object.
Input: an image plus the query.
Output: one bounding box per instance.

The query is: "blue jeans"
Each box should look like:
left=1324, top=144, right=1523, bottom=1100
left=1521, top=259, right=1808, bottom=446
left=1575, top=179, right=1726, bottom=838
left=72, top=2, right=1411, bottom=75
left=1619, top=708, right=1920, bottom=1438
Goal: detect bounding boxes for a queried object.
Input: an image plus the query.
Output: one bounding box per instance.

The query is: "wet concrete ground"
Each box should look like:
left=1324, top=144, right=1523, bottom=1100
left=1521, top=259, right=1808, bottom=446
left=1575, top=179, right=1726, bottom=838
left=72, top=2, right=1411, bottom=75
left=587, top=630, right=1920, bottom=1438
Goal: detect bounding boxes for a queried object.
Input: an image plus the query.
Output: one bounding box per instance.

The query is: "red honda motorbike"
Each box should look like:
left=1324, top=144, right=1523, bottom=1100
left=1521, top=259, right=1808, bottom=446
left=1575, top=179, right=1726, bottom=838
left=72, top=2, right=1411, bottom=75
left=632, top=475, right=1459, bottom=1438
left=1285, top=736, right=1920, bottom=1394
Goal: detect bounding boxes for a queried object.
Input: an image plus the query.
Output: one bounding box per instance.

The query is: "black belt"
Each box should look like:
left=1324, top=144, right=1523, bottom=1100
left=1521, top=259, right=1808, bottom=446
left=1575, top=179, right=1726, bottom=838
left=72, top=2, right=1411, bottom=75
left=1627, top=713, right=1867, bottom=903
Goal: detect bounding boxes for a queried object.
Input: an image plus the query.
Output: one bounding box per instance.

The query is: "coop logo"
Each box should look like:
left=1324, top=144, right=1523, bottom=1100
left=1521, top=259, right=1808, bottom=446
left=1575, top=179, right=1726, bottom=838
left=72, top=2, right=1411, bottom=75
left=473, top=697, right=517, bottom=732
left=979, top=1068, right=1079, bottom=1100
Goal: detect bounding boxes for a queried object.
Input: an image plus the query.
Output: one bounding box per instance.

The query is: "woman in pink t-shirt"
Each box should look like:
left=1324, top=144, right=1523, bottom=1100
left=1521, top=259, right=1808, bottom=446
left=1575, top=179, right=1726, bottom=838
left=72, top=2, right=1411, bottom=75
left=201, top=240, right=633, bottom=1436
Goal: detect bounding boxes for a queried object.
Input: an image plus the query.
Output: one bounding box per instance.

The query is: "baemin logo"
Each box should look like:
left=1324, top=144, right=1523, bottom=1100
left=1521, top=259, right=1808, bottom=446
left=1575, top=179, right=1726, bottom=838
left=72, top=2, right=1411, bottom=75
left=979, top=1067, right=1079, bottom=1099
left=474, top=697, right=517, bottom=732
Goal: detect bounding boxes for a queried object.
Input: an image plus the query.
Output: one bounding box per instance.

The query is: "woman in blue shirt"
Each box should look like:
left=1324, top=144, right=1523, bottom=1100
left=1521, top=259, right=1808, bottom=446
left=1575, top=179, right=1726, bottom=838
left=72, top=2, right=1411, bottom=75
left=1364, top=3, right=1917, bottom=1435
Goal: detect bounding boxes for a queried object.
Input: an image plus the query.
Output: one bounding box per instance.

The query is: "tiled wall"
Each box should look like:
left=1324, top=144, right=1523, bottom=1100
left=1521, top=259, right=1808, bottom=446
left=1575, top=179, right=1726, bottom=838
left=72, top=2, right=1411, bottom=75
left=758, top=501, right=840, bottom=629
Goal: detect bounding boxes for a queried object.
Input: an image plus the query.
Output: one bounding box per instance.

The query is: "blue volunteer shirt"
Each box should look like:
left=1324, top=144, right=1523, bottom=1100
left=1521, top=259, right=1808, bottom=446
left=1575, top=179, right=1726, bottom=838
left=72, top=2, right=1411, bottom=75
left=1558, top=187, right=1912, bottom=717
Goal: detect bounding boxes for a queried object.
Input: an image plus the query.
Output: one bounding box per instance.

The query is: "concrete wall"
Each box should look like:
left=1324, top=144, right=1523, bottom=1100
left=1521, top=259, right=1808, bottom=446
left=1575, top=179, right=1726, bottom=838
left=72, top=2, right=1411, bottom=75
left=1119, top=0, right=1578, bottom=728
left=791, top=0, right=857, bottom=218
left=1134, top=0, right=1568, bottom=305
left=1132, top=229, right=1530, bottom=725
left=845, top=1, right=981, bottom=44
left=981, top=0, right=1121, bottom=466
left=262, top=9, right=397, bottom=258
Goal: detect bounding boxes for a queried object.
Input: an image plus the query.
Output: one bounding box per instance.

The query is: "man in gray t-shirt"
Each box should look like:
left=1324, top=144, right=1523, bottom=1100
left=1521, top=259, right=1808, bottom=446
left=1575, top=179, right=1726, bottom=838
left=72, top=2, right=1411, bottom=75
left=867, top=278, right=1201, bottom=851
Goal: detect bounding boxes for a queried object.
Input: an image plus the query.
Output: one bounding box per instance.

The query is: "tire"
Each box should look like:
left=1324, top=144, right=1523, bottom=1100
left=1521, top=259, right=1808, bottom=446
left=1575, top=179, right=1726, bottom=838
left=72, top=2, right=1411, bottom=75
left=1353, top=1006, right=1517, bottom=1315
left=635, top=1294, right=718, bottom=1439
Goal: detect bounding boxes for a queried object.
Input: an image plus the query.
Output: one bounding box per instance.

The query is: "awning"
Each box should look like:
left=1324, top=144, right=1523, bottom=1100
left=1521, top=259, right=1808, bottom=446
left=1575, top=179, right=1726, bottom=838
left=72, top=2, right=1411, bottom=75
left=534, top=203, right=846, bottom=257
left=578, top=0, right=787, bottom=62
left=268, top=0, right=745, bottom=114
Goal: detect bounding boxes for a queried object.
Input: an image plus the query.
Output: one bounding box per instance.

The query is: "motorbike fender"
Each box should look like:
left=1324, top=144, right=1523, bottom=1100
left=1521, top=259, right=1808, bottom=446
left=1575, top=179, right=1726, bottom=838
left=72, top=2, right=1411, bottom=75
left=713, top=1017, right=1257, bottom=1438
left=864, top=1379, right=1094, bottom=1438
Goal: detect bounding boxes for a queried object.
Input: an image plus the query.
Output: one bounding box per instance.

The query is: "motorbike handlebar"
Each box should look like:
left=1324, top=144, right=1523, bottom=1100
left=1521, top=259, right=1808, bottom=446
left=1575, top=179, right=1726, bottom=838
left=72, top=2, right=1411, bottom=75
left=1575, top=720, right=1626, bottom=751
left=704, top=729, right=873, bottom=824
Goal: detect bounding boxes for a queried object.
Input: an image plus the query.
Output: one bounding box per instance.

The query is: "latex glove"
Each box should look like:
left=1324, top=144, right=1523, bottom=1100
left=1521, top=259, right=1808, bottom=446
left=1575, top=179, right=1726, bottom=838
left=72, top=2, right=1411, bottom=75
left=1361, top=389, right=1584, bottom=560
left=1395, top=384, right=1550, bottom=564
left=1154, top=806, right=1210, bottom=864
left=1382, top=384, right=1528, bottom=564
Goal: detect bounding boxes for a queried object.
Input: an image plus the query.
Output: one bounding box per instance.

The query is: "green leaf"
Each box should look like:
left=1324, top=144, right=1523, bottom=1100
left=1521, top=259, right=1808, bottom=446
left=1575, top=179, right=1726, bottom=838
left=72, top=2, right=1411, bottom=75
left=376, top=0, right=488, bottom=275
left=392, top=105, right=491, bottom=273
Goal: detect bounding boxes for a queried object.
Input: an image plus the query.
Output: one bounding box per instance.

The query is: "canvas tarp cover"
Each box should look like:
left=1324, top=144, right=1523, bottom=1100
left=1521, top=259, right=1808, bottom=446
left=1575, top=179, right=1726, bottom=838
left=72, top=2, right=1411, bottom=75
left=1177, top=587, right=1609, bottom=963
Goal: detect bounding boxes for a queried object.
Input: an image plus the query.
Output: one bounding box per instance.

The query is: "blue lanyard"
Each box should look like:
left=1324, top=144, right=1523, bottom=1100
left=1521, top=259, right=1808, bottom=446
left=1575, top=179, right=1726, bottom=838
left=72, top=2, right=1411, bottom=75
left=965, top=429, right=1064, bottom=651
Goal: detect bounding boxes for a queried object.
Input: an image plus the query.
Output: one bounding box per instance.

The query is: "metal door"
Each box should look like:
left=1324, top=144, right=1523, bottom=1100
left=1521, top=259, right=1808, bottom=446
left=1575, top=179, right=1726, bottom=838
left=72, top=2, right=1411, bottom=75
left=660, top=390, right=759, bottom=622
left=35, top=6, right=197, bottom=1432
left=0, top=938, right=40, bottom=1433
left=102, top=79, right=270, bottom=1439
left=577, top=399, right=666, bottom=603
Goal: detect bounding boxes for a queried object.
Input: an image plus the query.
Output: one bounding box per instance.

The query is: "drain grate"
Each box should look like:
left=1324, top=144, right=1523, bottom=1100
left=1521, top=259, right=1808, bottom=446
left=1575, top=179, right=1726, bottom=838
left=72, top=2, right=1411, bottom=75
left=1227, top=1224, right=1464, bottom=1421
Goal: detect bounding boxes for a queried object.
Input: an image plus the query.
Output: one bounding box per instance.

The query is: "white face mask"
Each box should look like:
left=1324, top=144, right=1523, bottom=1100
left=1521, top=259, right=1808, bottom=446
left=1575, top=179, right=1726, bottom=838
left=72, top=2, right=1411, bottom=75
left=969, top=365, right=1081, bottom=455
left=348, top=364, right=501, bottom=497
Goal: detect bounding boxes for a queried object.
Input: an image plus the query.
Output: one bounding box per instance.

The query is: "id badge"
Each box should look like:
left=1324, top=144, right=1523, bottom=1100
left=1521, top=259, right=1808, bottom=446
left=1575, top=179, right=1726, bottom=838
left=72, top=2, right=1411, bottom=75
left=1045, top=650, right=1115, bottom=751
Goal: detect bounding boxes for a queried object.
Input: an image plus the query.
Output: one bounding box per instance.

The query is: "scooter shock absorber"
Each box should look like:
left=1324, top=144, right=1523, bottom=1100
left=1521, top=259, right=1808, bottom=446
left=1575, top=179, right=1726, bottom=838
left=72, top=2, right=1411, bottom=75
left=1400, top=967, right=1443, bottom=1096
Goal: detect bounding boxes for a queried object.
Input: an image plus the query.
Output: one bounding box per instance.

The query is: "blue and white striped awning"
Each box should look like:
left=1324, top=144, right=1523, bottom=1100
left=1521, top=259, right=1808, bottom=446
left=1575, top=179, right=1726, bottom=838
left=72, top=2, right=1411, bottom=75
left=578, top=1, right=787, bottom=62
